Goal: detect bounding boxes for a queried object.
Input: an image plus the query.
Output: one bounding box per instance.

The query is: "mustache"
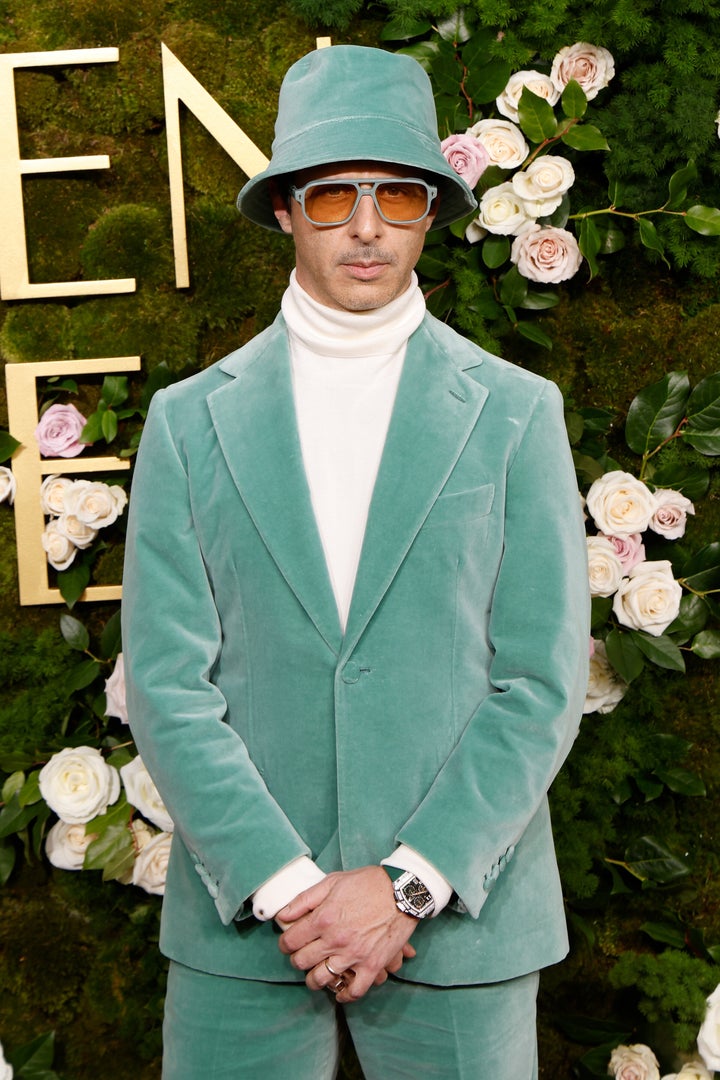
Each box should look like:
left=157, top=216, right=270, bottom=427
left=337, top=249, right=397, bottom=265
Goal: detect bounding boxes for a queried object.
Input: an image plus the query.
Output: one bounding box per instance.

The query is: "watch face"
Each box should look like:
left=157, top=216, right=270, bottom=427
left=404, top=880, right=431, bottom=910
left=395, top=873, right=434, bottom=917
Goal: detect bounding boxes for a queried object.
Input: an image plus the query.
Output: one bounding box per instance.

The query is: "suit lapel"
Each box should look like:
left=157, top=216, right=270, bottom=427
left=208, top=325, right=343, bottom=654
left=341, top=325, right=489, bottom=658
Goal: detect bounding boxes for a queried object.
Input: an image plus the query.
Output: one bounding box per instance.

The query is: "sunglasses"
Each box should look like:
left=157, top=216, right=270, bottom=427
left=289, top=177, right=438, bottom=227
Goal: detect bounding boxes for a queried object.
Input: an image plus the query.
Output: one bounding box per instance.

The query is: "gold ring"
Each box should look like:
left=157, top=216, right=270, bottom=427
left=327, top=975, right=346, bottom=994
left=324, top=958, right=344, bottom=978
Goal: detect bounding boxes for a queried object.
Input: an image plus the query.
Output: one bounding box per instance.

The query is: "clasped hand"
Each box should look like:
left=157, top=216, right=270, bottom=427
left=276, top=865, right=418, bottom=1003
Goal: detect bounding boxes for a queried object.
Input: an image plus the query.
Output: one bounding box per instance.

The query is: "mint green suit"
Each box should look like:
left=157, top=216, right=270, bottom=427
left=121, top=310, right=589, bottom=992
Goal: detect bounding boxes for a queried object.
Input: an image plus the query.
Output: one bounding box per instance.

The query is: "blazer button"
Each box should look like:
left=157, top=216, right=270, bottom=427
left=341, top=660, right=360, bottom=684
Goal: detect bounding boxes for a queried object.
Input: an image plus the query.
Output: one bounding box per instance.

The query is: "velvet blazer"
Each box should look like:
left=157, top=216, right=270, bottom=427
left=121, top=310, right=590, bottom=987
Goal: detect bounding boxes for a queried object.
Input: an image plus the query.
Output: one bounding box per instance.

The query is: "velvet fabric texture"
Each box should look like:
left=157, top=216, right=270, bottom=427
left=121, top=311, right=590, bottom=987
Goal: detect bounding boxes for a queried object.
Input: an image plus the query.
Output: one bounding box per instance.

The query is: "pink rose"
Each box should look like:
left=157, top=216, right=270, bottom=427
left=650, top=489, right=695, bottom=540
left=602, top=532, right=646, bottom=572
left=441, top=134, right=490, bottom=189
left=510, top=224, right=582, bottom=283
left=35, top=403, right=88, bottom=458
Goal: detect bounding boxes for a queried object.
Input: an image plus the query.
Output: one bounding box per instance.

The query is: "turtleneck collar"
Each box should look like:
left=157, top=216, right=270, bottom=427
left=281, top=269, right=426, bottom=359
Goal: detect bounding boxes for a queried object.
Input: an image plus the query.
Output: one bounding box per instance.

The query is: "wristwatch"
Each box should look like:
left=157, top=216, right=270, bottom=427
left=392, top=870, right=435, bottom=919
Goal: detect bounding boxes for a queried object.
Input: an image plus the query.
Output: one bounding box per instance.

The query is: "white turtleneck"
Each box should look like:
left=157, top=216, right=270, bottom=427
left=251, top=271, right=453, bottom=924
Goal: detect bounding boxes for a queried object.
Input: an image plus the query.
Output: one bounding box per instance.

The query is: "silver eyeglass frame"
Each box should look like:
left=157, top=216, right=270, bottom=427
left=288, top=177, right=439, bottom=227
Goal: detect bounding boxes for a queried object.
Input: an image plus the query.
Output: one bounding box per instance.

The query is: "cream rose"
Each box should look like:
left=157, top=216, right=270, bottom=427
left=465, top=218, right=488, bottom=244
left=132, top=831, right=172, bottom=896
left=613, top=560, right=683, bottom=637
left=609, top=1043, right=660, bottom=1080
left=551, top=42, right=615, bottom=100
left=120, top=755, right=174, bottom=833
left=661, top=1063, right=713, bottom=1080
left=586, top=471, right=657, bottom=537
left=41, top=519, right=78, bottom=571
left=650, top=489, right=695, bottom=540
left=603, top=533, right=646, bottom=573
left=587, top=535, right=625, bottom=597
left=496, top=70, right=560, bottom=123
left=64, top=479, right=128, bottom=529
left=40, top=474, right=74, bottom=515
left=584, top=639, right=627, bottom=714
left=478, top=182, right=536, bottom=236
left=697, top=983, right=720, bottom=1071
left=466, top=118, right=529, bottom=169
left=38, top=746, right=120, bottom=825
left=55, top=512, right=98, bottom=550
left=441, top=133, right=490, bottom=189
left=45, top=819, right=98, bottom=870
left=0, top=466, right=16, bottom=506
left=105, top=653, right=128, bottom=724
left=511, top=224, right=582, bottom=283
left=0, top=1039, right=12, bottom=1080
left=512, top=156, right=575, bottom=217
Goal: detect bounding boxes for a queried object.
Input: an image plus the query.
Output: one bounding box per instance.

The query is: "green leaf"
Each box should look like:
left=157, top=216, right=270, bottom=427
left=668, top=594, right=709, bottom=643
left=638, top=218, right=669, bottom=266
left=59, top=612, right=89, bottom=652
left=665, top=161, right=697, bottom=210
left=573, top=450, right=605, bottom=485
left=7, top=1031, right=58, bottom=1077
left=79, top=411, right=104, bottom=445
left=629, top=630, right=685, bottom=672
left=681, top=542, right=720, bottom=593
left=605, top=628, right=644, bottom=683
left=19, top=770, right=42, bottom=808
left=379, top=17, right=432, bottom=40
left=65, top=658, right=101, bottom=694
left=84, top=798, right=133, bottom=872
left=100, top=608, right=122, bottom=660
left=641, top=920, right=687, bottom=949
left=498, top=264, right=528, bottom=307
left=623, top=836, right=690, bottom=884
left=653, top=766, right=706, bottom=797
left=684, top=371, right=720, bottom=457
left=57, top=558, right=91, bottom=609
left=482, top=234, right=511, bottom=269
left=590, top=596, right=612, bottom=630
left=460, top=28, right=495, bottom=68
left=560, top=78, right=587, bottom=119
left=101, top=375, right=129, bottom=407
left=465, top=59, right=513, bottom=105
left=0, top=793, right=38, bottom=839
left=517, top=86, right=557, bottom=142
left=578, top=217, right=602, bottom=279
left=416, top=250, right=450, bottom=281
left=564, top=411, right=584, bottom=445
left=2, top=771, right=25, bottom=803
left=0, top=431, right=21, bottom=462
left=101, top=409, right=118, bottom=443
left=519, top=288, right=559, bottom=311
left=691, top=629, right=720, bottom=659
left=647, top=459, right=709, bottom=501
left=625, top=371, right=690, bottom=456
left=561, top=123, right=609, bottom=152
left=0, top=839, right=16, bottom=885
left=517, top=321, right=553, bottom=349
left=685, top=204, right=720, bottom=236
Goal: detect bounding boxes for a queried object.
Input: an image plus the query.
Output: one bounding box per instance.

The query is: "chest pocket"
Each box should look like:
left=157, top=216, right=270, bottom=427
left=423, top=482, right=495, bottom=529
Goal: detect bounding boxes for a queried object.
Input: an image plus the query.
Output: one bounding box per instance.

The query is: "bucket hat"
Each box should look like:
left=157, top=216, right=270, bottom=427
left=236, top=45, right=477, bottom=232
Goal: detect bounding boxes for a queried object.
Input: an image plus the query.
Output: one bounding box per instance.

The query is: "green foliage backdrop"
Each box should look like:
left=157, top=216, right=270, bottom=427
left=1, top=1, right=719, bottom=1077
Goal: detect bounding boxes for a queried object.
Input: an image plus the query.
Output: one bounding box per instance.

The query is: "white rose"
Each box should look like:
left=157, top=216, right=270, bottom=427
left=55, top=512, right=97, bottom=550
left=120, top=755, right=174, bottom=833
left=609, top=1043, right=660, bottom=1080
left=512, top=155, right=575, bottom=217
left=650, top=489, right=695, bottom=540
left=496, top=69, right=560, bottom=123
left=587, top=535, right=625, bottom=597
left=38, top=746, right=121, bottom=825
left=40, top=474, right=74, bottom=515
left=584, top=639, right=627, bottom=714
left=105, top=652, right=128, bottom=724
left=613, top=560, right=683, bottom=637
left=465, top=218, right=488, bottom=244
left=0, top=1039, right=12, bottom=1080
left=586, top=471, right=657, bottom=537
left=466, top=118, right=529, bottom=169
left=551, top=42, right=615, bottom=100
left=0, top=466, right=16, bottom=507
left=477, top=182, right=536, bottom=236
left=511, top=223, right=582, bottom=283
left=45, top=819, right=98, bottom=870
left=132, top=831, right=172, bottom=896
left=698, top=983, right=720, bottom=1071
left=664, top=1063, right=713, bottom=1080
left=41, top=519, right=77, bottom=571
left=64, top=478, right=128, bottom=529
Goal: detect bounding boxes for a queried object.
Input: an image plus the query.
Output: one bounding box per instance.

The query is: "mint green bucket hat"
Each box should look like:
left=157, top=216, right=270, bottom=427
left=236, top=45, right=477, bottom=232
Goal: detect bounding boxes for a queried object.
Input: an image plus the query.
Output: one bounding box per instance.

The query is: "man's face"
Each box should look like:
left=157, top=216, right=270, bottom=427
left=272, top=162, right=438, bottom=312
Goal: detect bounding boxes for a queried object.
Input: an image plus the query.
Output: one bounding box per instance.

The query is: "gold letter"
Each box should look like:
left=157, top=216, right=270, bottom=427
left=0, top=49, right=136, bottom=300
left=5, top=356, right=141, bottom=605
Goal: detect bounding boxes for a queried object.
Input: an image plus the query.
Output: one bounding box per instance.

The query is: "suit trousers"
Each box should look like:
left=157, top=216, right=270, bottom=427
left=162, top=961, right=540, bottom=1079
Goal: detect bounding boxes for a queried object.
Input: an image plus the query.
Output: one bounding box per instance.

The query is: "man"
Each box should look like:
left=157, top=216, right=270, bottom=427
left=122, top=44, right=589, bottom=1079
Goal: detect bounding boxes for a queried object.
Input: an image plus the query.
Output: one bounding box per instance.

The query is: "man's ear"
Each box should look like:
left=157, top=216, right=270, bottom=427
left=269, top=181, right=293, bottom=235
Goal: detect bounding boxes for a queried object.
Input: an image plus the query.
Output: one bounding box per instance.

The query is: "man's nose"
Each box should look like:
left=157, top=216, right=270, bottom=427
left=349, top=191, right=384, bottom=240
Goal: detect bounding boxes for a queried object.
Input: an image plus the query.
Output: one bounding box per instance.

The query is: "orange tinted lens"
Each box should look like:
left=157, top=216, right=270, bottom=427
left=375, top=182, right=428, bottom=221
left=304, top=184, right=357, bottom=223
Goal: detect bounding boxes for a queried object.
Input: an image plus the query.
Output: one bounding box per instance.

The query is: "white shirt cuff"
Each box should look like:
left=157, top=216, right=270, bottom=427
left=381, top=845, right=454, bottom=916
left=251, top=856, right=326, bottom=922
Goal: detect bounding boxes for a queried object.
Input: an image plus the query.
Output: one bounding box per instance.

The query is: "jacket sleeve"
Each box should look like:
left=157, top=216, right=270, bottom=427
left=396, top=379, right=590, bottom=918
left=121, top=389, right=311, bottom=925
